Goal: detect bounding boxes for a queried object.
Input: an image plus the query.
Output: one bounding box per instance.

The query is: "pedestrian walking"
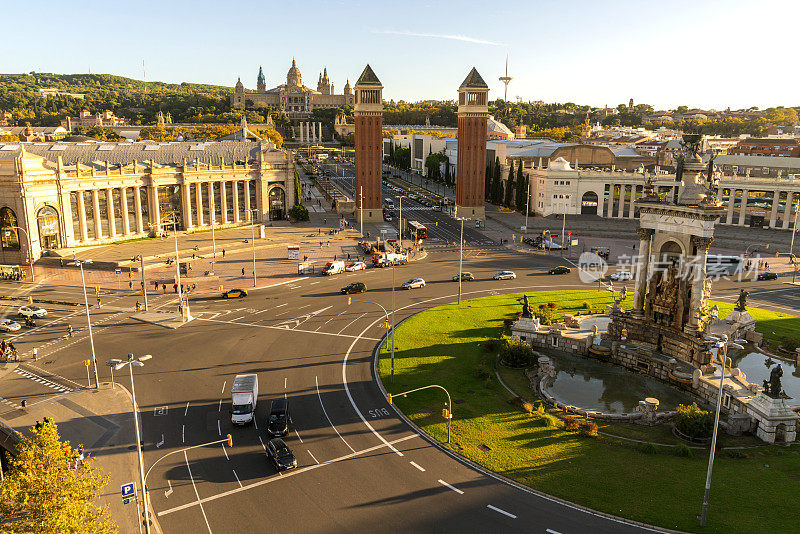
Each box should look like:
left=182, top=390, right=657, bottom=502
left=128, top=280, right=132, bottom=290
left=334, top=254, right=337, bottom=261
left=242, top=267, right=245, bottom=276
left=222, top=249, right=226, bottom=258
left=173, top=283, right=178, bottom=293
left=347, top=253, right=351, bottom=260
left=32, top=348, right=38, bottom=361
left=162, top=283, right=167, bottom=293
left=96, top=297, right=101, bottom=308
left=135, top=301, right=141, bottom=312
left=67, top=324, right=73, bottom=338
left=9, top=342, right=17, bottom=361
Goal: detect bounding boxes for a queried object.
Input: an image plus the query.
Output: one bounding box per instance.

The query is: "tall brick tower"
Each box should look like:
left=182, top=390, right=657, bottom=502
left=354, top=64, right=384, bottom=222
left=455, top=67, right=489, bottom=220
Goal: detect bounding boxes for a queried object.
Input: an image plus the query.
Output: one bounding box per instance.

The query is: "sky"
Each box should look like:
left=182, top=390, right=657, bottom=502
left=5, top=0, right=799, bottom=110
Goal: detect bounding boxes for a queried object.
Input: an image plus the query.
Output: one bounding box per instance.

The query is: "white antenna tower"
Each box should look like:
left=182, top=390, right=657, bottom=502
left=143, top=60, right=147, bottom=97
left=498, top=55, right=513, bottom=102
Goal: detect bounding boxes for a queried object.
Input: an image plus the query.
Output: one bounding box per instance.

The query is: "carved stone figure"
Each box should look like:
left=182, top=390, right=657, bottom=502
left=521, top=295, right=533, bottom=319
left=763, top=364, right=783, bottom=399
left=652, top=262, right=680, bottom=312
left=735, top=289, right=749, bottom=312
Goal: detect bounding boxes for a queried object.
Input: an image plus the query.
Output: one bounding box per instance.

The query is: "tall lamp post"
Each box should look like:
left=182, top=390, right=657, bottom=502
left=698, top=331, right=745, bottom=527
left=790, top=194, right=798, bottom=257
left=134, top=254, right=148, bottom=311
left=69, top=258, right=99, bottom=389
left=250, top=208, right=258, bottom=287
left=163, top=215, right=187, bottom=321
left=456, top=217, right=470, bottom=304
left=107, top=354, right=152, bottom=534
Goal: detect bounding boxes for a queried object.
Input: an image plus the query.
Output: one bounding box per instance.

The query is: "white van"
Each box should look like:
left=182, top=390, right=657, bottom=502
left=322, top=260, right=346, bottom=275
left=231, top=374, right=258, bottom=425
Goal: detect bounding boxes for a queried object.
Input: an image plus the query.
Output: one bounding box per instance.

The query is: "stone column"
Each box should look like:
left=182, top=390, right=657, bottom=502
left=318, top=122, right=323, bottom=141
left=244, top=180, right=252, bottom=221
left=687, top=236, right=713, bottom=333
left=208, top=181, right=215, bottom=225
left=738, top=189, right=749, bottom=226
left=91, top=189, right=102, bottom=239
left=628, top=186, right=637, bottom=219
left=220, top=181, right=228, bottom=223
left=769, top=190, right=780, bottom=228
left=181, top=183, right=192, bottom=229
left=134, top=186, right=144, bottom=234
left=106, top=189, right=117, bottom=237
left=196, top=182, right=205, bottom=226
left=596, top=183, right=605, bottom=218
left=76, top=190, right=88, bottom=242
left=120, top=187, right=130, bottom=235
left=726, top=188, right=736, bottom=224
left=633, top=228, right=653, bottom=316
left=783, top=192, right=794, bottom=229
left=606, top=183, right=615, bottom=217
left=616, top=185, right=626, bottom=218
left=148, top=185, right=161, bottom=231
left=232, top=180, right=240, bottom=223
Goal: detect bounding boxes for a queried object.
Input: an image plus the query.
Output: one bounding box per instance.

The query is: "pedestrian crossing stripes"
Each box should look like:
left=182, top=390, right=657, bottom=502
left=14, top=367, right=73, bottom=393
left=0, top=396, right=21, bottom=410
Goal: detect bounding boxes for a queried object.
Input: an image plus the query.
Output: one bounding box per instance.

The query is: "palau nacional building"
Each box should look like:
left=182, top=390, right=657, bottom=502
left=0, top=140, right=294, bottom=265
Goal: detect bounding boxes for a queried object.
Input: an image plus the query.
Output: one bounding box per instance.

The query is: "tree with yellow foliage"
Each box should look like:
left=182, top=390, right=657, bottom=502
left=0, top=421, right=115, bottom=534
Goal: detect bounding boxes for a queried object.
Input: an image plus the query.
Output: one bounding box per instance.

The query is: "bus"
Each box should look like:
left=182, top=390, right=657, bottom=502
left=408, top=220, right=427, bottom=241
left=706, top=255, right=744, bottom=277
left=384, top=198, right=395, bottom=210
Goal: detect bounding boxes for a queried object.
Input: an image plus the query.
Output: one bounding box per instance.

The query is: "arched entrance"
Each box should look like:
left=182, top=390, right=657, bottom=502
left=269, top=188, right=286, bottom=220
left=775, top=423, right=787, bottom=443
left=37, top=206, right=61, bottom=249
left=659, top=240, right=683, bottom=262
left=0, top=207, right=20, bottom=250
left=581, top=191, right=598, bottom=215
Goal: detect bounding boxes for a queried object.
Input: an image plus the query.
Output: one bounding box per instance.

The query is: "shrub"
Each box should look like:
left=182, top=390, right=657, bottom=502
left=582, top=301, right=591, bottom=309
left=675, top=403, right=714, bottom=440
left=726, top=449, right=744, bottom=459
left=475, top=360, right=492, bottom=381
left=500, top=337, right=537, bottom=368
left=674, top=443, right=693, bottom=458
left=564, top=416, right=581, bottom=431
left=534, top=305, right=556, bottom=326
left=522, top=402, right=534, bottom=415
left=579, top=420, right=598, bottom=436
left=638, top=442, right=657, bottom=454
left=289, top=204, right=310, bottom=221
left=503, top=318, right=515, bottom=328
left=546, top=302, right=557, bottom=310
left=539, top=414, right=557, bottom=427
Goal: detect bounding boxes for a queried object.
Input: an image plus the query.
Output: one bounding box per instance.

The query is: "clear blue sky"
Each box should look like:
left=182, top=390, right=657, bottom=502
left=5, top=0, right=798, bottom=110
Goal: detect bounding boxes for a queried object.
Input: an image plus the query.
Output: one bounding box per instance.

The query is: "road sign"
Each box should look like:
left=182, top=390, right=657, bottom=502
left=82, top=360, right=90, bottom=367
left=114, top=268, right=121, bottom=275
left=121, top=482, right=135, bottom=504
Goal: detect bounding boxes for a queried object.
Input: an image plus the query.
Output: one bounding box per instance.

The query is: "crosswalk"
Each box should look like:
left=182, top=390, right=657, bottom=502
left=14, top=367, right=73, bottom=393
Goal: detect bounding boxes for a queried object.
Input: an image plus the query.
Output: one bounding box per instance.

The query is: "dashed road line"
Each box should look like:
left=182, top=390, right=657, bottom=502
left=307, top=450, right=319, bottom=464
left=221, top=444, right=229, bottom=460
left=232, top=469, right=243, bottom=488
left=183, top=450, right=212, bottom=533
left=487, top=505, right=516, bottom=519
left=293, top=429, right=303, bottom=443
left=438, top=479, right=463, bottom=495
left=409, top=461, right=425, bottom=472
left=315, top=375, right=355, bottom=453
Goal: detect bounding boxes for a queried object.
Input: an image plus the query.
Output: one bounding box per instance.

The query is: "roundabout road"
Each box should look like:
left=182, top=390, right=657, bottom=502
left=5, top=245, right=797, bottom=533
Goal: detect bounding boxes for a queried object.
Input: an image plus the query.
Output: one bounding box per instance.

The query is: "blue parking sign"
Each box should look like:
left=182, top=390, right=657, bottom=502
left=121, top=482, right=135, bottom=499
left=115, top=268, right=122, bottom=275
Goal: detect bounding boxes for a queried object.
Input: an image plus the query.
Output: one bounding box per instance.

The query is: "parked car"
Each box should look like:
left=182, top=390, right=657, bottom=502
left=0, top=319, right=21, bottom=332
left=222, top=289, right=248, bottom=299
left=548, top=266, right=571, bottom=275
left=757, top=271, right=778, bottom=281
left=345, top=262, right=366, bottom=272
left=341, top=282, right=367, bottom=294
left=267, top=438, right=297, bottom=471
left=493, top=271, right=517, bottom=280
left=452, top=272, right=474, bottom=281
left=609, top=271, right=634, bottom=281
left=267, top=398, right=290, bottom=437
left=18, top=306, right=47, bottom=318
left=401, top=278, right=426, bottom=289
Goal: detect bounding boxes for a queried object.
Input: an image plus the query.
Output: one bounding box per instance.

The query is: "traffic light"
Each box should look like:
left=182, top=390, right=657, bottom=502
left=226, top=434, right=233, bottom=447
left=348, top=296, right=352, bottom=306
left=442, top=408, right=450, bottom=419
left=387, top=393, right=392, bottom=404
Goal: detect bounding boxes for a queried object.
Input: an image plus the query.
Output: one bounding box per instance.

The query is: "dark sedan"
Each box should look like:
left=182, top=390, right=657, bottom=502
left=549, top=266, right=571, bottom=275
left=341, top=282, right=367, bottom=294
left=757, top=271, right=778, bottom=281
left=267, top=438, right=297, bottom=471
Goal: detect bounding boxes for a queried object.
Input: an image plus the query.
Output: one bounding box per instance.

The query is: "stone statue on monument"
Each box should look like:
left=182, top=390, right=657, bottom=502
left=521, top=295, right=533, bottom=319
left=763, top=364, right=783, bottom=399
left=735, top=289, right=749, bottom=312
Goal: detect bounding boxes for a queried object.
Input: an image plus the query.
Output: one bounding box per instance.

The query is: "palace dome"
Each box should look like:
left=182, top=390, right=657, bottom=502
left=287, top=59, right=302, bottom=87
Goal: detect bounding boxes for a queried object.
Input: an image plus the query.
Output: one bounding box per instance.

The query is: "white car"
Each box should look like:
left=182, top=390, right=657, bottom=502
left=345, top=262, right=367, bottom=272
left=18, top=305, right=47, bottom=318
left=609, top=271, right=634, bottom=281
left=401, top=278, right=426, bottom=289
left=0, top=319, right=21, bottom=332
left=493, top=271, right=517, bottom=280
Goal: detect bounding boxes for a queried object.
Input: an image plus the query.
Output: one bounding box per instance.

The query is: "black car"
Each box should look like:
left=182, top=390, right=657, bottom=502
left=549, top=266, right=571, bottom=275
left=757, top=271, right=778, bottom=281
left=267, top=438, right=297, bottom=471
left=341, top=282, right=367, bottom=294
left=267, top=398, right=289, bottom=437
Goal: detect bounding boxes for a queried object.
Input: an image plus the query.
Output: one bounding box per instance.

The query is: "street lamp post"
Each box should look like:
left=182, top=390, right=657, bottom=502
left=391, top=261, right=395, bottom=383
left=250, top=209, right=258, bottom=287
left=164, top=215, right=187, bottom=320
left=458, top=218, right=465, bottom=304
left=359, top=186, right=364, bottom=238
left=69, top=259, right=99, bottom=388
left=135, top=255, right=148, bottom=311
left=389, top=384, right=452, bottom=443
left=698, top=332, right=745, bottom=527
left=107, top=354, right=152, bottom=534
left=790, top=194, right=798, bottom=257
left=524, top=175, right=531, bottom=235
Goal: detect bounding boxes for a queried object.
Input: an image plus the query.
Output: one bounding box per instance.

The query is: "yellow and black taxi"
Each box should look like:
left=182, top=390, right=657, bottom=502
left=222, top=289, right=248, bottom=299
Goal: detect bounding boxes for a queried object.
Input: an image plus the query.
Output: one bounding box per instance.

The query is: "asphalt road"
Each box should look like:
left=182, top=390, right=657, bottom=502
left=0, top=245, right=798, bottom=533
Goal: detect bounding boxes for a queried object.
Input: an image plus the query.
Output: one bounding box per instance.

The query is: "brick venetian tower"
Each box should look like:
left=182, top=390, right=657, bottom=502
left=354, top=64, right=384, bottom=222
left=455, top=67, right=489, bottom=220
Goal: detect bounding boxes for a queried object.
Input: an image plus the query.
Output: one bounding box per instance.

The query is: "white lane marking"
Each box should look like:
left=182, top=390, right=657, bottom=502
left=438, top=479, right=463, bottom=495
left=274, top=303, right=288, bottom=308
left=221, top=381, right=226, bottom=395
left=183, top=451, right=212, bottom=533
left=284, top=377, right=287, bottom=389
left=487, top=505, right=517, bottom=519
left=196, top=317, right=381, bottom=341
left=274, top=309, right=293, bottom=316
left=545, top=529, right=562, bottom=534
left=293, top=429, right=303, bottom=443
left=165, top=480, right=173, bottom=498
left=218, top=398, right=222, bottom=412
left=232, top=469, right=243, bottom=488
left=315, top=375, right=355, bottom=453
left=185, top=402, right=190, bottom=416
left=158, top=434, right=418, bottom=517
left=217, top=420, right=221, bottom=436
left=222, top=444, right=229, bottom=460
left=253, top=417, right=258, bottom=429
left=156, top=434, right=164, bottom=448
left=297, top=304, right=311, bottom=310
left=258, top=436, right=266, bottom=451
left=308, top=281, right=320, bottom=285
left=182, top=425, right=185, bottom=443
left=307, top=450, right=319, bottom=464
left=337, top=312, right=366, bottom=334
left=409, top=461, right=425, bottom=472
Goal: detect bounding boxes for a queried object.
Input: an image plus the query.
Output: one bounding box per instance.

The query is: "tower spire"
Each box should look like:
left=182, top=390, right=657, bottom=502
left=498, top=55, right=513, bottom=102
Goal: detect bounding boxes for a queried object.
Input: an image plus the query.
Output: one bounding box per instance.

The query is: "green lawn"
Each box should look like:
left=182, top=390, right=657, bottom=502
left=379, top=291, right=800, bottom=534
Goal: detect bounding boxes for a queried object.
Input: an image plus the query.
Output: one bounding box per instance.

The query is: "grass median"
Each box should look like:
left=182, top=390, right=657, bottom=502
left=378, top=290, right=800, bottom=533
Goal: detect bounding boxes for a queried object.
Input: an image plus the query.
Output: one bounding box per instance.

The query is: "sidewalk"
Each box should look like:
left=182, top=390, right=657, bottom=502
left=1, top=381, right=145, bottom=533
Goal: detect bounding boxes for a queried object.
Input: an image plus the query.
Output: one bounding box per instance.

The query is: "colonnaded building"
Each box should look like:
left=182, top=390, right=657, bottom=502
left=231, top=60, right=354, bottom=116
left=0, top=140, right=294, bottom=264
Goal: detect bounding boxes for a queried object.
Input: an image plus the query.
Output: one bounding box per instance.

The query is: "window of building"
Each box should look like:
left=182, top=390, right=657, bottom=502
left=0, top=207, right=20, bottom=250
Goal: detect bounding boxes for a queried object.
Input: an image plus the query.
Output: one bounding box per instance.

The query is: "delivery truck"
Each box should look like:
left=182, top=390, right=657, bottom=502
left=231, top=374, right=258, bottom=425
